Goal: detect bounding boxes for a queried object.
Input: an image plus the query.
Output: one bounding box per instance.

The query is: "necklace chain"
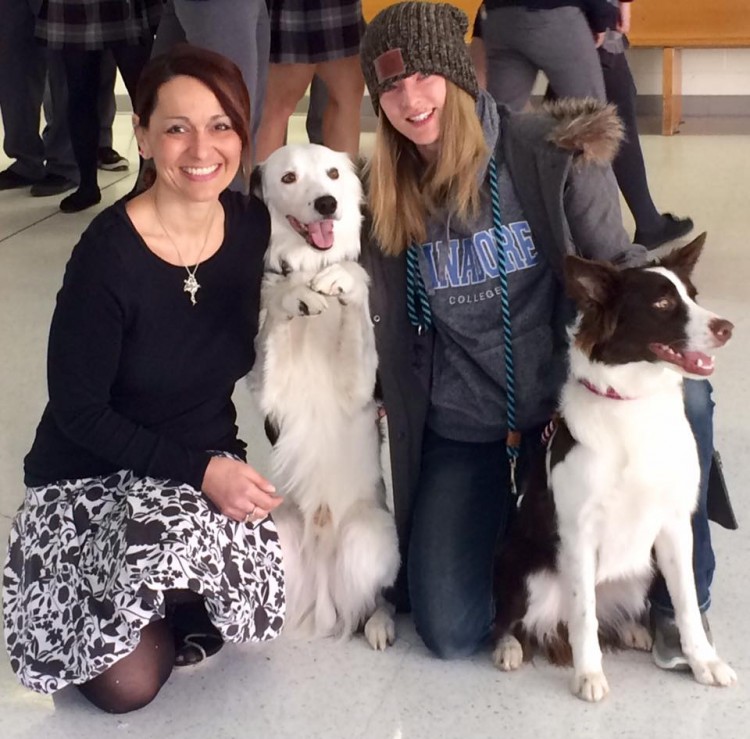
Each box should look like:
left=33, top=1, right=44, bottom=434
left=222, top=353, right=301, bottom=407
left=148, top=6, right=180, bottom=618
left=153, top=197, right=217, bottom=306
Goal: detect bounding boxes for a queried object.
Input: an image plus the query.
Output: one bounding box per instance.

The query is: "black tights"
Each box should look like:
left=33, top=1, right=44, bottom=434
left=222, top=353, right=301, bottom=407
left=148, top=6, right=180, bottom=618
left=598, top=48, right=663, bottom=232
left=77, top=618, right=174, bottom=714
left=62, top=43, right=152, bottom=194
left=546, top=48, right=664, bottom=233
left=77, top=590, right=215, bottom=714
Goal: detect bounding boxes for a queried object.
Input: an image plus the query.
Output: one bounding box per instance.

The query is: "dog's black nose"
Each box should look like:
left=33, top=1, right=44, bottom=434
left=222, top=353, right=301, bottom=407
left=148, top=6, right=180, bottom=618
left=314, top=195, right=337, bottom=217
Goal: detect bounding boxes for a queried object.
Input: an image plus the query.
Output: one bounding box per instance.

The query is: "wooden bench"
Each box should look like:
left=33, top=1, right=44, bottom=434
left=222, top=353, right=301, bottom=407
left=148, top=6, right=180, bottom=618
left=629, top=0, right=750, bottom=135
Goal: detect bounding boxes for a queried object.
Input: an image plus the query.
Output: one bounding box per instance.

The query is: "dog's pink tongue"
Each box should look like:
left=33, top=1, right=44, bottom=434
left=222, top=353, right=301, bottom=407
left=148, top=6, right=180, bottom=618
left=681, top=351, right=715, bottom=376
left=307, top=220, right=334, bottom=250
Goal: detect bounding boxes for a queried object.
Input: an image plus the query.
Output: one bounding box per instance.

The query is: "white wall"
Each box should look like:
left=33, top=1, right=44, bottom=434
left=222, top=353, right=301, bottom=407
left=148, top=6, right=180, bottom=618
left=627, top=48, right=750, bottom=96
left=115, top=48, right=750, bottom=101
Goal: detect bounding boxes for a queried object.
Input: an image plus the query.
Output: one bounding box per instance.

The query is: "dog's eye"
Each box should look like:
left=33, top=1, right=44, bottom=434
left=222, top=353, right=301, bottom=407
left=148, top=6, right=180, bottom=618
left=653, top=297, right=675, bottom=310
left=281, top=172, right=297, bottom=184
left=327, top=168, right=340, bottom=180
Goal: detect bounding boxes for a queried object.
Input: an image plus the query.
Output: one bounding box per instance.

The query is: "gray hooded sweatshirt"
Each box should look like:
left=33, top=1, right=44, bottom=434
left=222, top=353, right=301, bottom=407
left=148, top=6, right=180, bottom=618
left=418, top=91, right=562, bottom=441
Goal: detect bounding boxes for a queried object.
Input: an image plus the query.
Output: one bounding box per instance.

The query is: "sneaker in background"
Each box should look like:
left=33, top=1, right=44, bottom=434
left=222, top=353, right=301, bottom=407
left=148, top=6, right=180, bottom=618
left=651, top=608, right=713, bottom=671
left=634, top=213, right=694, bottom=250
left=97, top=147, right=129, bottom=172
left=30, top=173, right=77, bottom=197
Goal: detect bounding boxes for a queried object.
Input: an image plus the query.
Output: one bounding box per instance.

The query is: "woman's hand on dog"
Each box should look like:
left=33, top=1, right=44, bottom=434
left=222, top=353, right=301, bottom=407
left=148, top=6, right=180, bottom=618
left=202, top=456, right=282, bottom=522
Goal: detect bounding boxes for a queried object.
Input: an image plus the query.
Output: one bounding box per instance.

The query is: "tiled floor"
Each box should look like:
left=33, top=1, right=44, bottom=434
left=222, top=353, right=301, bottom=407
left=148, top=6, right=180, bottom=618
left=1, top=115, right=749, bottom=739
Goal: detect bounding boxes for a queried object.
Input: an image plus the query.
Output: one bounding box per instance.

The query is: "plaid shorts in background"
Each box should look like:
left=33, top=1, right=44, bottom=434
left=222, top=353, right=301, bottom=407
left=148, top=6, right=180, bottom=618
left=34, top=0, right=162, bottom=50
left=268, top=0, right=365, bottom=64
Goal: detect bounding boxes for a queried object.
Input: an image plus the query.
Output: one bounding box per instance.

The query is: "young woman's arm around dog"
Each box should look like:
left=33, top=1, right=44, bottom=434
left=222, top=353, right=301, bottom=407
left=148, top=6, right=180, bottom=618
left=2, top=45, right=285, bottom=713
left=359, top=2, right=718, bottom=662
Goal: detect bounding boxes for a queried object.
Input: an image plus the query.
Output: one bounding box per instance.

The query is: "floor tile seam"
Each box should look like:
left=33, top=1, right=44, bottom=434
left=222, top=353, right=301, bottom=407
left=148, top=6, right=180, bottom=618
left=0, top=174, right=134, bottom=245
left=357, top=642, right=415, bottom=739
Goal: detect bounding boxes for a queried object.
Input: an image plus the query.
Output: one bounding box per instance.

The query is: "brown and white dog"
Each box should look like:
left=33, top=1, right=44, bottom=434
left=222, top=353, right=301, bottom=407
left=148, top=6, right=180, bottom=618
left=249, top=144, right=400, bottom=650
left=492, top=235, right=737, bottom=700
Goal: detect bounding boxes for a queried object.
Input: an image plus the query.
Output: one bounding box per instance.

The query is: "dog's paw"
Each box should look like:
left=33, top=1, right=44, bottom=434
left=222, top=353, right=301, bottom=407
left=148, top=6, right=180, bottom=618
left=492, top=634, right=524, bottom=671
left=690, top=658, right=737, bottom=687
left=279, top=284, right=329, bottom=318
left=618, top=621, right=653, bottom=651
left=570, top=671, right=610, bottom=702
left=311, top=263, right=365, bottom=305
left=364, top=609, right=395, bottom=651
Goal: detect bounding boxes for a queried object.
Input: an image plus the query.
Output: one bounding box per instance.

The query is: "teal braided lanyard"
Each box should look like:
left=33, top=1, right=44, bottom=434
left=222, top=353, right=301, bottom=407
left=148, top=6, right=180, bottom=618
left=406, top=155, right=522, bottom=493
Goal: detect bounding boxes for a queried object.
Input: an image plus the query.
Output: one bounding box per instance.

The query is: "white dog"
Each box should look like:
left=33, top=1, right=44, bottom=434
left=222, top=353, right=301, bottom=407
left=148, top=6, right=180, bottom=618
left=249, top=144, right=400, bottom=650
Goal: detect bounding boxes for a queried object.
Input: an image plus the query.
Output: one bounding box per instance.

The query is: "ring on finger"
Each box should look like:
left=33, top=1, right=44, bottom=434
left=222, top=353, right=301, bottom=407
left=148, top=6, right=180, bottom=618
left=244, top=504, right=257, bottom=524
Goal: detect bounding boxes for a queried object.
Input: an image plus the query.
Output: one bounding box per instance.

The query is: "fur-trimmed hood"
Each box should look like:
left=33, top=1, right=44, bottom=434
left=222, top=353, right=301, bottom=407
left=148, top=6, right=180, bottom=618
left=500, top=97, right=624, bottom=167
left=543, top=98, right=624, bottom=165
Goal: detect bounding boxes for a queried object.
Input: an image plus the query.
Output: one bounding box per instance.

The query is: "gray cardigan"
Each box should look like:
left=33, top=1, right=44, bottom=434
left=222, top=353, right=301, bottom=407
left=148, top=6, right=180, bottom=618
left=361, top=99, right=646, bottom=546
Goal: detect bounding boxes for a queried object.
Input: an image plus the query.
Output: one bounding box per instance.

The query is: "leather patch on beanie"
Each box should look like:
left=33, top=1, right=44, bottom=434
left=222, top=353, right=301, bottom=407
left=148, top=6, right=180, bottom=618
left=374, top=48, right=406, bottom=84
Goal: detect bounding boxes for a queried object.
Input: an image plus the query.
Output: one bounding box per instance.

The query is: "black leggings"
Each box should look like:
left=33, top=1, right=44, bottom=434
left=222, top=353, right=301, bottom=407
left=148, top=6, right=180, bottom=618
left=546, top=47, right=664, bottom=233
left=61, top=43, right=152, bottom=192
left=598, top=47, right=662, bottom=232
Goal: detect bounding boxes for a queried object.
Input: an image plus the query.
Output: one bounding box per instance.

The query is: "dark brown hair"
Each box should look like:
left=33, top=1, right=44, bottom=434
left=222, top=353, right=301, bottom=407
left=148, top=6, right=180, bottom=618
left=135, top=43, right=252, bottom=189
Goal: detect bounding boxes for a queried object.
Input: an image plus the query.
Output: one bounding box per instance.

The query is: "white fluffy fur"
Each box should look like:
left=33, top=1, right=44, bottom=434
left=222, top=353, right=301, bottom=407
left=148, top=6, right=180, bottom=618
left=250, top=144, right=400, bottom=649
left=494, top=267, right=736, bottom=701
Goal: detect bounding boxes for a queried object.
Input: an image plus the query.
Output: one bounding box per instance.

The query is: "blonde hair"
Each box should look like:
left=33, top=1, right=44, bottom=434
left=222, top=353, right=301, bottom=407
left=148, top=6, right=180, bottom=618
left=366, top=81, right=488, bottom=256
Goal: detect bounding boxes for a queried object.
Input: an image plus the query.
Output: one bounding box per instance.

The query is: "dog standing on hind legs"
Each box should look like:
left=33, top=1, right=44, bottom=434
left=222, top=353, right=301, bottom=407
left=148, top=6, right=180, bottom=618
left=249, top=143, right=400, bottom=650
left=492, top=235, right=737, bottom=700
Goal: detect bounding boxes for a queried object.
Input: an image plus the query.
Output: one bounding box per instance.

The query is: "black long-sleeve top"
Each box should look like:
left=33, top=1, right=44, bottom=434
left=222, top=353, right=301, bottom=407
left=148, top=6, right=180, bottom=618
left=484, top=1, right=619, bottom=33
left=24, top=191, right=270, bottom=490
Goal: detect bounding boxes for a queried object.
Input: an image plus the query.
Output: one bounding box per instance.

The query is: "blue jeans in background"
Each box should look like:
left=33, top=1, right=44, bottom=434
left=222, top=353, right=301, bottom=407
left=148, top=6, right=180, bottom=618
left=650, top=379, right=715, bottom=615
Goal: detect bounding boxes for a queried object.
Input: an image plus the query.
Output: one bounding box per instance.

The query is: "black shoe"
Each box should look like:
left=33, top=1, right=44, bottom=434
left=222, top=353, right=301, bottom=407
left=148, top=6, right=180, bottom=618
left=97, top=147, right=129, bottom=172
left=30, top=173, right=77, bottom=197
left=168, top=598, right=224, bottom=667
left=634, top=213, right=694, bottom=250
left=173, top=631, right=224, bottom=667
left=60, top=187, right=101, bottom=213
left=0, top=168, right=37, bottom=191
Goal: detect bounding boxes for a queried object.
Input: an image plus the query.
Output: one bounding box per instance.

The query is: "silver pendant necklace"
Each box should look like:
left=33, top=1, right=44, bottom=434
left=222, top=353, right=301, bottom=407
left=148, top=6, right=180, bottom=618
left=153, top=197, right=217, bottom=306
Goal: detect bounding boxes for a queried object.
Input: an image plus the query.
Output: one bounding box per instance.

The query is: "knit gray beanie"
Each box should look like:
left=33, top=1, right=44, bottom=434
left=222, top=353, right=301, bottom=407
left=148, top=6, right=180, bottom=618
left=360, top=1, right=479, bottom=116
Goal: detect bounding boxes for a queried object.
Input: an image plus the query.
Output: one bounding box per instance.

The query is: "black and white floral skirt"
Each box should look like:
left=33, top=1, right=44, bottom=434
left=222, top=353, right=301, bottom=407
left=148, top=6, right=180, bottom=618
left=2, top=468, right=285, bottom=694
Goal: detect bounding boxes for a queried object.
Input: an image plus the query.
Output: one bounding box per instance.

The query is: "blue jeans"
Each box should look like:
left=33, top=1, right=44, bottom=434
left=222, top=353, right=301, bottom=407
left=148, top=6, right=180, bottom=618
left=650, top=379, right=715, bottom=615
left=407, top=429, right=528, bottom=659
left=408, top=381, right=716, bottom=658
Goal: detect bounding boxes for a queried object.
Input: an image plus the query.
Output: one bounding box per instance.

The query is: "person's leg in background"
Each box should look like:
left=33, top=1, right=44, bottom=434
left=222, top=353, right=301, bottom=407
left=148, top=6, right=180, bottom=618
left=151, top=0, right=186, bottom=54
left=60, top=49, right=104, bottom=212
left=256, top=63, right=316, bottom=161
left=96, top=51, right=130, bottom=172
left=306, top=75, right=327, bottom=146
left=484, top=6, right=605, bottom=111
left=252, top=1, right=270, bottom=147
left=649, top=379, right=716, bottom=670
left=61, top=41, right=151, bottom=213
left=407, top=431, right=516, bottom=659
left=600, top=48, right=693, bottom=249
left=35, top=50, right=80, bottom=196
left=314, top=55, right=364, bottom=158
left=469, top=4, right=488, bottom=91
left=154, top=0, right=269, bottom=184
left=0, top=0, right=50, bottom=188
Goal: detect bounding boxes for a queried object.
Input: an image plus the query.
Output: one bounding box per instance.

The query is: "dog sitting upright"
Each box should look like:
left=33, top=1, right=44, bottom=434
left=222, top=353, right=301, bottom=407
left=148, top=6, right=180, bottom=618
left=492, top=235, right=736, bottom=701
left=249, top=144, right=400, bottom=650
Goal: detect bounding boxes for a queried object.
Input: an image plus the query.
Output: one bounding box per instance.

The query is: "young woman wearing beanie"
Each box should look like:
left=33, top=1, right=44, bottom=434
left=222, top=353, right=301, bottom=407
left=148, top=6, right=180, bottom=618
left=359, top=1, right=722, bottom=664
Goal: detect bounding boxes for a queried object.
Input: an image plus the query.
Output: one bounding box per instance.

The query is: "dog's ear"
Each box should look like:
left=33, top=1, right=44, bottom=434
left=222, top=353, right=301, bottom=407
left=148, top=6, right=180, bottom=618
left=564, top=255, right=619, bottom=310
left=249, top=164, right=265, bottom=201
left=658, top=232, right=706, bottom=284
